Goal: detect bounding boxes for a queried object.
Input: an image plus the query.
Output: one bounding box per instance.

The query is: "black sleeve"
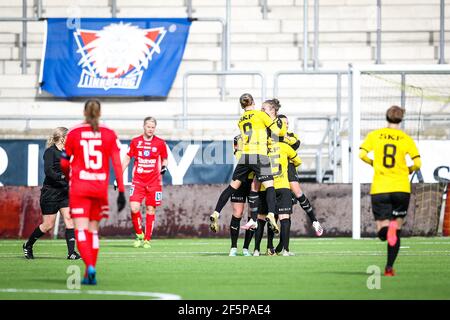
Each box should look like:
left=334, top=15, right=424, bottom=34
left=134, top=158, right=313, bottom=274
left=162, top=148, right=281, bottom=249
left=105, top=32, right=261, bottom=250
left=291, top=140, right=301, bottom=151
left=43, top=148, right=66, bottom=187
left=233, top=135, right=239, bottom=148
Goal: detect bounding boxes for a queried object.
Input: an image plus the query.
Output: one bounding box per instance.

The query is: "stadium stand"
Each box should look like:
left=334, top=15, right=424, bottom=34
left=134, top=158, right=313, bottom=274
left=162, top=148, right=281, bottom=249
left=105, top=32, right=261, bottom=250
left=0, top=0, right=449, bottom=178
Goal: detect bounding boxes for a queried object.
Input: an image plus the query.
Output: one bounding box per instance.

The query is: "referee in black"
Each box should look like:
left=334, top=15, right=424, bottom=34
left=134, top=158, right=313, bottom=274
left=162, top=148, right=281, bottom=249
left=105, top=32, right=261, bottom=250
left=23, top=127, right=80, bottom=260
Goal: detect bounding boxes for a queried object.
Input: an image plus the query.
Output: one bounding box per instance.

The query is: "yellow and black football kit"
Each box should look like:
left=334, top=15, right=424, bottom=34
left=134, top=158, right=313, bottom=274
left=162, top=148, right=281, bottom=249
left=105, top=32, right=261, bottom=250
left=232, top=110, right=286, bottom=183
left=282, top=132, right=302, bottom=182
left=360, top=127, right=421, bottom=220
left=259, top=141, right=302, bottom=215
left=231, top=134, right=254, bottom=203
left=284, top=132, right=301, bottom=151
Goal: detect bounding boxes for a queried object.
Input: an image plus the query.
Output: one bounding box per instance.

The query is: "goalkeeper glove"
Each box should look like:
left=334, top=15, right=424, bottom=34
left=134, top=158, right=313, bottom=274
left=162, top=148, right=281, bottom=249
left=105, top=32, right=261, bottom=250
left=160, top=165, right=168, bottom=175
left=117, top=192, right=126, bottom=212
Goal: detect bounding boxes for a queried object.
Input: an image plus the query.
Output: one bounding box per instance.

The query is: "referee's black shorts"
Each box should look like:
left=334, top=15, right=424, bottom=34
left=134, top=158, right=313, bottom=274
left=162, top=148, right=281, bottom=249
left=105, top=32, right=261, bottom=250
left=371, top=192, right=410, bottom=221
left=40, top=186, right=69, bottom=215
left=232, top=154, right=273, bottom=183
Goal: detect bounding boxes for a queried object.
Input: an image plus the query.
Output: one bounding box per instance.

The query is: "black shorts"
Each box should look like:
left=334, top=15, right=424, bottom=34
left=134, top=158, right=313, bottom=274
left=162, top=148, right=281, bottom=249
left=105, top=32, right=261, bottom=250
left=232, top=154, right=273, bottom=183
left=258, top=188, right=293, bottom=215
left=287, top=163, right=300, bottom=182
left=371, top=192, right=410, bottom=221
left=231, top=178, right=252, bottom=203
left=40, top=186, right=69, bottom=215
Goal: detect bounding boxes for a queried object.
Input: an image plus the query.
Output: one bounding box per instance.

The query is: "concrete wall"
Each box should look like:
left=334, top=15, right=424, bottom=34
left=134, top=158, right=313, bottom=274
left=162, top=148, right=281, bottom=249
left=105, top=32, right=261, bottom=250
left=0, top=183, right=444, bottom=238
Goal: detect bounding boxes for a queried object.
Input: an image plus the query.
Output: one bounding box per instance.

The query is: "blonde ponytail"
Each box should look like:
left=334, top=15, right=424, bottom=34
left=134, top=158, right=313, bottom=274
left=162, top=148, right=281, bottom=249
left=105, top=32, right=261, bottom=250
left=47, top=127, right=68, bottom=147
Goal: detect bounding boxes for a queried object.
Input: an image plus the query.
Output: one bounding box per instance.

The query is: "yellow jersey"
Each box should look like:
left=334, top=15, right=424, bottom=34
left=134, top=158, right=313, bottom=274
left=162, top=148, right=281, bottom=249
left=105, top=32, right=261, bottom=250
left=238, top=110, right=286, bottom=156
left=360, top=127, right=420, bottom=194
left=261, top=141, right=302, bottom=191
left=284, top=132, right=301, bottom=151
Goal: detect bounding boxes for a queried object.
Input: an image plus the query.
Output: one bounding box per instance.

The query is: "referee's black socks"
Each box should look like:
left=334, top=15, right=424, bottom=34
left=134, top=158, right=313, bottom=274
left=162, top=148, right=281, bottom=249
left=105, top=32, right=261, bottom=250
left=25, top=226, right=45, bottom=247
left=65, top=228, right=76, bottom=255
left=214, top=185, right=238, bottom=213
left=230, top=216, right=241, bottom=248
left=297, top=194, right=317, bottom=222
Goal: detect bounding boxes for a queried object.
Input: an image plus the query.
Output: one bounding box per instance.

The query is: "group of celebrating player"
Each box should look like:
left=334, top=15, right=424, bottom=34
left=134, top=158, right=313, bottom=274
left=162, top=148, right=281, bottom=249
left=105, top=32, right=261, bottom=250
left=209, top=93, right=324, bottom=257
left=21, top=95, right=421, bottom=283
left=209, top=94, right=421, bottom=277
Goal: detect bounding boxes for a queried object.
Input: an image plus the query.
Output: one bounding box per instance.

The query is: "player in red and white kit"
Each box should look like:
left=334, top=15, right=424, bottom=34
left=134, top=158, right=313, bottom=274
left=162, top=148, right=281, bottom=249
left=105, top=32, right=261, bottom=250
left=61, top=99, right=126, bottom=285
left=121, top=117, right=168, bottom=248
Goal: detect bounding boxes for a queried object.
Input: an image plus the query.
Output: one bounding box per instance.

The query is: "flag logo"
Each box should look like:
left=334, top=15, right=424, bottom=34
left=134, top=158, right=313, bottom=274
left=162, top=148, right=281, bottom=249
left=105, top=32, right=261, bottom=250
left=74, top=22, right=166, bottom=91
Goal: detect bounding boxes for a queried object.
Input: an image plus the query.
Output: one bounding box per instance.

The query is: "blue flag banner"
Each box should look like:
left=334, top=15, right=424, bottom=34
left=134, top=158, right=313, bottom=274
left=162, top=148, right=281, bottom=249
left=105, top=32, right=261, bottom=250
left=40, top=18, right=191, bottom=98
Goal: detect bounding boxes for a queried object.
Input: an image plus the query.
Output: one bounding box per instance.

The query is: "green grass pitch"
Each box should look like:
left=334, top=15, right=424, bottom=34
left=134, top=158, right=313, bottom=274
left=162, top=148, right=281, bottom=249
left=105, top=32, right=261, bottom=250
left=1, top=237, right=450, bottom=300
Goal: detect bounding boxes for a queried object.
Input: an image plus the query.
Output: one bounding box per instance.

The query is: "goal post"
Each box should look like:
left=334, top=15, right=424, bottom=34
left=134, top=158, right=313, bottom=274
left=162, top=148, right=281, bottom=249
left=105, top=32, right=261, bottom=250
left=349, top=64, right=450, bottom=240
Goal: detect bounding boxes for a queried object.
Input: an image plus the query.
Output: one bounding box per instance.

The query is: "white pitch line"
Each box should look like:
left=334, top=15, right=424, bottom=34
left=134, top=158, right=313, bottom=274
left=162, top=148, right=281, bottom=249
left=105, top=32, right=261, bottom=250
left=2, top=250, right=450, bottom=259
left=0, top=288, right=181, bottom=300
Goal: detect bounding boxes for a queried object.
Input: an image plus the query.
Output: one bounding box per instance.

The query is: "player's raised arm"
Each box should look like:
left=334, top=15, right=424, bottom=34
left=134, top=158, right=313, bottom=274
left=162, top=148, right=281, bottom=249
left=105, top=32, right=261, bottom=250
left=259, top=111, right=287, bottom=137
left=286, top=133, right=301, bottom=150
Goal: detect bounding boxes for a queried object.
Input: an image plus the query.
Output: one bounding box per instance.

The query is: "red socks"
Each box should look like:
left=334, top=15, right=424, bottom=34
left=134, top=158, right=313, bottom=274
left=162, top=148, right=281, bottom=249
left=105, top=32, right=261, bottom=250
left=131, top=210, right=144, bottom=235
left=75, top=229, right=100, bottom=272
left=144, top=214, right=155, bottom=241
left=75, top=229, right=94, bottom=268
left=387, top=220, right=399, bottom=247
left=91, top=231, right=99, bottom=267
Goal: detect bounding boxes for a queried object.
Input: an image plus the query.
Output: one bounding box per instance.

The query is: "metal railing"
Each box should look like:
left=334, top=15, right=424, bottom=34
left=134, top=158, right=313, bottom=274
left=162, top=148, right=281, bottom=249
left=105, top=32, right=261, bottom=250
left=0, top=0, right=44, bottom=75
left=376, top=0, right=382, bottom=64
left=0, top=114, right=244, bottom=133
left=111, top=0, right=118, bottom=18
left=301, top=0, right=320, bottom=70
left=259, top=0, right=270, bottom=20
left=182, top=71, right=267, bottom=129
left=273, top=70, right=345, bottom=124
left=274, top=70, right=346, bottom=182
left=0, top=0, right=447, bottom=75
left=375, top=0, right=446, bottom=64
left=186, top=0, right=194, bottom=18
left=0, top=1, right=230, bottom=79
left=293, top=116, right=339, bottom=183
left=440, top=0, right=446, bottom=64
